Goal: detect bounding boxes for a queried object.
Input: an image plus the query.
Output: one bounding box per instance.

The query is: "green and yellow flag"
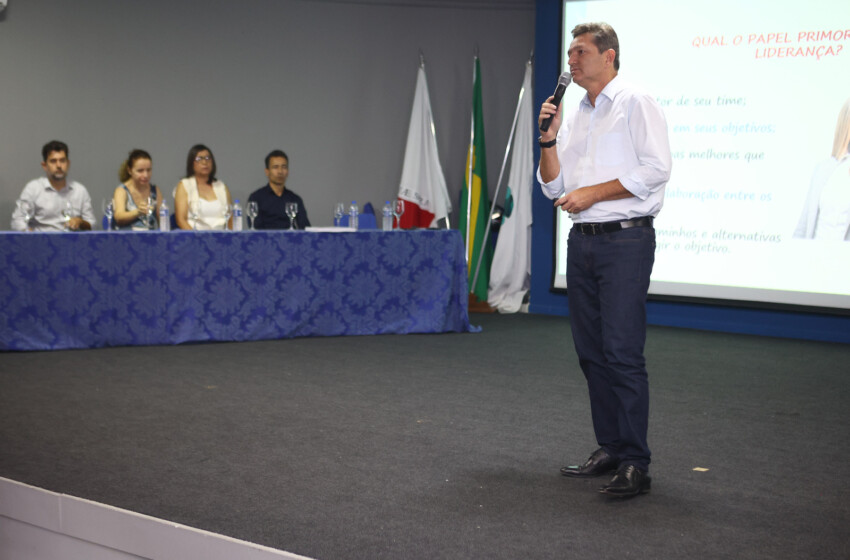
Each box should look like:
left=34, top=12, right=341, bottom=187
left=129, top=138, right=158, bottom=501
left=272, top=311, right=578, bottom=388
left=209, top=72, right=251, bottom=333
left=460, top=56, right=493, bottom=302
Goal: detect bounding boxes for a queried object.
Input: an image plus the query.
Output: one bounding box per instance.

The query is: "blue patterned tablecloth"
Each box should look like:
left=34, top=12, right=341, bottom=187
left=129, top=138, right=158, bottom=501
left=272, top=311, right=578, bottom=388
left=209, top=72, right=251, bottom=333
left=0, top=230, right=472, bottom=351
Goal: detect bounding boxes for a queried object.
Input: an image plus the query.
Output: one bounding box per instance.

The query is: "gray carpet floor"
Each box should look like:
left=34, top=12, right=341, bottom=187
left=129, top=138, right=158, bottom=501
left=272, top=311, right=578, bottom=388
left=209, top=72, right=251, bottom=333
left=1, top=313, right=848, bottom=559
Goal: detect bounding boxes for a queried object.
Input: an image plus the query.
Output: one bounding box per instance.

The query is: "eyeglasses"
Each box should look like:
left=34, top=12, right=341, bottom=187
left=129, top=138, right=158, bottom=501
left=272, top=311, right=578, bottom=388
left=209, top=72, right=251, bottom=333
left=194, top=155, right=212, bottom=162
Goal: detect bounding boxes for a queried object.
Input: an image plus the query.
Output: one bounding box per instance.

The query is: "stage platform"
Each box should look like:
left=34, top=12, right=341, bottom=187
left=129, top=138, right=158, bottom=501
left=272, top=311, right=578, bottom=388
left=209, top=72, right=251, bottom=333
left=1, top=314, right=848, bottom=559
left=0, top=477, right=310, bottom=559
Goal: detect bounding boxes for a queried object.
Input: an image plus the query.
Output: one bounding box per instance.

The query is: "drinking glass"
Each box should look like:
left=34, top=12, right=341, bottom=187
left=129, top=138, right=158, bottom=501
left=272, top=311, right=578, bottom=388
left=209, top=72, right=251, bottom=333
left=393, top=199, right=405, bottom=230
left=17, top=200, right=34, bottom=231
left=220, top=201, right=233, bottom=230
left=62, top=201, right=74, bottom=231
left=334, top=202, right=345, bottom=227
left=286, top=202, right=298, bottom=230
left=102, top=199, right=114, bottom=230
left=247, top=201, right=259, bottom=230
left=144, top=196, right=155, bottom=230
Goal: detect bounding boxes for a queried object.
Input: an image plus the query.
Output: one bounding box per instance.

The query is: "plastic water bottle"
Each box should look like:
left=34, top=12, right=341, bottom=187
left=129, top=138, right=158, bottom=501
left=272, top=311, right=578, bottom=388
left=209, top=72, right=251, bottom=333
left=382, top=201, right=393, bottom=231
left=102, top=199, right=114, bottom=230
left=349, top=201, right=359, bottom=230
left=159, top=199, right=170, bottom=232
left=232, top=200, right=243, bottom=231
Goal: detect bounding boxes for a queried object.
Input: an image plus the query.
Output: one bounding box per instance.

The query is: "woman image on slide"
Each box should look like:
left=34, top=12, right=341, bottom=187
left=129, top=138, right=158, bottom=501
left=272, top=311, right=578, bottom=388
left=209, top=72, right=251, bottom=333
left=113, top=149, right=162, bottom=231
left=174, top=144, right=233, bottom=230
left=794, top=98, right=850, bottom=241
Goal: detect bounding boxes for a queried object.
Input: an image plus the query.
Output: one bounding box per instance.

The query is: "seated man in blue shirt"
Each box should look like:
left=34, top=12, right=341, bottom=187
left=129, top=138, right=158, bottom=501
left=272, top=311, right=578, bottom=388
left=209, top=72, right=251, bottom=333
left=248, top=150, right=310, bottom=230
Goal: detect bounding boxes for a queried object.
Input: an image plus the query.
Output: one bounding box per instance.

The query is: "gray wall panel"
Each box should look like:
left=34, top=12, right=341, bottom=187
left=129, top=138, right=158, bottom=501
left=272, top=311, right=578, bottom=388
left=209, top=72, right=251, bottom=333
left=0, top=0, right=533, bottom=227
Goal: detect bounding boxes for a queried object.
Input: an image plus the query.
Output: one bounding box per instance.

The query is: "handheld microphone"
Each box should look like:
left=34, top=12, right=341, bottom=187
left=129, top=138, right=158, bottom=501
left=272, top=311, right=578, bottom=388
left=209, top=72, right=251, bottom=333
left=539, top=72, right=571, bottom=132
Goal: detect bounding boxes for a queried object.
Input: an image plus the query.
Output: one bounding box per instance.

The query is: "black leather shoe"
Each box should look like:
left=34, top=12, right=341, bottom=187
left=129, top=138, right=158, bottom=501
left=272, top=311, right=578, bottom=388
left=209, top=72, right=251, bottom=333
left=598, top=464, right=651, bottom=497
left=560, top=448, right=619, bottom=478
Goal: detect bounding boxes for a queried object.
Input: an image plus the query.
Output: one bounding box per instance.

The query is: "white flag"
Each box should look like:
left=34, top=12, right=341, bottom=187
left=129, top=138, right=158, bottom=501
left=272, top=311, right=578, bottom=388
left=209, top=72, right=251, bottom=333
left=397, top=64, right=451, bottom=228
left=488, top=62, right=533, bottom=313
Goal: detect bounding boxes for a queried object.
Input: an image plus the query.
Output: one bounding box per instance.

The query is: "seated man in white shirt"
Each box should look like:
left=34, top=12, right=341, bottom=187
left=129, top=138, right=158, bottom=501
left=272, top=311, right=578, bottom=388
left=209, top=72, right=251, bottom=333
left=11, top=140, right=95, bottom=231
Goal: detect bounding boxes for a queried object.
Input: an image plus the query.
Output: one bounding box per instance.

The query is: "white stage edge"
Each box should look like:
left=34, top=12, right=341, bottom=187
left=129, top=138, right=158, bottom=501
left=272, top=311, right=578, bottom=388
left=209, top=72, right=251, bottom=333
left=0, top=477, right=313, bottom=560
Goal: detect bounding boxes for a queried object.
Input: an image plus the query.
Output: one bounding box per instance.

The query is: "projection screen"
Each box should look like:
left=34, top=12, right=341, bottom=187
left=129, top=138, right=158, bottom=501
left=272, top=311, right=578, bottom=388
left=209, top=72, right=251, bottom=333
left=553, top=0, right=850, bottom=311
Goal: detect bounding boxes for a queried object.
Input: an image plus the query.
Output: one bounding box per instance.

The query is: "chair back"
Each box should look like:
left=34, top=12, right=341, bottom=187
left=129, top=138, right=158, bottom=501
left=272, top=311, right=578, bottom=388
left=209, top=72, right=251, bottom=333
left=358, top=212, right=378, bottom=229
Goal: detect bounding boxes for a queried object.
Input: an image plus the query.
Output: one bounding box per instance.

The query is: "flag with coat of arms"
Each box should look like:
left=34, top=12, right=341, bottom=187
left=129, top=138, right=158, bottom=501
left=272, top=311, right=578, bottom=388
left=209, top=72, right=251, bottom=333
left=397, top=60, right=451, bottom=229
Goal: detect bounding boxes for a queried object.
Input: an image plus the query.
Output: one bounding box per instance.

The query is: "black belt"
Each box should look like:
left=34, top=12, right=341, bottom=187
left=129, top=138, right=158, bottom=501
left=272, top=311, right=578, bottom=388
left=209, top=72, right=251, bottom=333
left=572, top=216, right=654, bottom=235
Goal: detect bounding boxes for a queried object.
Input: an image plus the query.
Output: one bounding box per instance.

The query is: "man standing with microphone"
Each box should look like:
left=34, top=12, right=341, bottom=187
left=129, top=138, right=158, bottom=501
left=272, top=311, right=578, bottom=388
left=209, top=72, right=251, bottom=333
left=537, top=22, right=672, bottom=498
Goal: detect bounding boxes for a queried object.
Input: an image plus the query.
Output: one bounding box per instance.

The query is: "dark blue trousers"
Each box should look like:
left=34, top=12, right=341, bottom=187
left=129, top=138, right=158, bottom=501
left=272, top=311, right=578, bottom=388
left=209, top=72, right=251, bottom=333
left=566, top=225, right=655, bottom=471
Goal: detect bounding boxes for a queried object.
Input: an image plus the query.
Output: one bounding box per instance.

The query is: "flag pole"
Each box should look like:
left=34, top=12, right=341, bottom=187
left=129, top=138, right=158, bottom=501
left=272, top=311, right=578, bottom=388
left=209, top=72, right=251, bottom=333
left=471, top=56, right=532, bottom=292
left=464, top=51, right=478, bottom=267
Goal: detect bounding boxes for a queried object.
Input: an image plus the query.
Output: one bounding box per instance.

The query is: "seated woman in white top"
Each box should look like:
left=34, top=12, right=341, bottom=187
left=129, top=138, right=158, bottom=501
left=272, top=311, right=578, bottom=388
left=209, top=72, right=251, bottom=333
left=112, top=149, right=163, bottom=231
left=174, top=144, right=233, bottom=230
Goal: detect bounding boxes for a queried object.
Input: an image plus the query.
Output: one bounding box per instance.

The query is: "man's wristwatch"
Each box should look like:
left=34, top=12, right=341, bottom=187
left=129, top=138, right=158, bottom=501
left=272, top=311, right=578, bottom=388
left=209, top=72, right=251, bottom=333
left=538, top=136, right=557, bottom=148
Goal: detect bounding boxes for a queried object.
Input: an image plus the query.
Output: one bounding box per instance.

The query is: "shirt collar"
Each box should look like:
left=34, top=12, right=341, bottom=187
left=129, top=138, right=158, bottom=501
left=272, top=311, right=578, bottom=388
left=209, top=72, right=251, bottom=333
left=266, top=183, right=288, bottom=196
left=580, top=74, right=624, bottom=108
left=40, top=176, right=73, bottom=192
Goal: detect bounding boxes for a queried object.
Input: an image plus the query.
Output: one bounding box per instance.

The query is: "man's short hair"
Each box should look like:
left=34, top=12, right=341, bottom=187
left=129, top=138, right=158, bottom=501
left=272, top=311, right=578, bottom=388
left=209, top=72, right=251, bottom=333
left=42, top=140, right=69, bottom=161
left=265, top=150, right=289, bottom=169
left=572, top=22, right=620, bottom=71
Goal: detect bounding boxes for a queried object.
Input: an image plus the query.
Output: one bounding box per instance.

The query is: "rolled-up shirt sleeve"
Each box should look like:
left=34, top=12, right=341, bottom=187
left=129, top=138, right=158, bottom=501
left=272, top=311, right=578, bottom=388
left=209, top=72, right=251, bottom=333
left=618, top=95, right=672, bottom=200
left=10, top=183, right=37, bottom=231
left=537, top=167, right=566, bottom=201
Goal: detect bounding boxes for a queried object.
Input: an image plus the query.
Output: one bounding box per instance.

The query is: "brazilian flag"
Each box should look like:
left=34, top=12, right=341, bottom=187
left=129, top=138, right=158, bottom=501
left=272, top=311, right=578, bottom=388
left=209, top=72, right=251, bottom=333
left=459, top=57, right=493, bottom=302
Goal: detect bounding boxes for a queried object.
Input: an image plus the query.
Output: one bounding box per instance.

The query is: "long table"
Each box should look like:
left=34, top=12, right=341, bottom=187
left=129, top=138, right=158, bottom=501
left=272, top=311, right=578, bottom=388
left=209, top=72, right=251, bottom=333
left=0, top=230, right=472, bottom=351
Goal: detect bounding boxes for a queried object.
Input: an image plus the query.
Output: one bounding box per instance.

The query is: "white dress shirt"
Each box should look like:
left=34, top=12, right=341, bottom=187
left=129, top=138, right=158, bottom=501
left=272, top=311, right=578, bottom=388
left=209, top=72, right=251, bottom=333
left=537, top=75, right=672, bottom=223
left=11, top=177, right=95, bottom=232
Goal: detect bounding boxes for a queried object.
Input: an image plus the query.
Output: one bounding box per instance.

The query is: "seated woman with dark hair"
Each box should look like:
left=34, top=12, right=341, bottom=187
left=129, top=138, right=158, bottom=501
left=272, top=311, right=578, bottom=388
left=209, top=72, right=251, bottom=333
left=112, top=149, right=163, bottom=231
left=174, top=144, right=233, bottom=230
